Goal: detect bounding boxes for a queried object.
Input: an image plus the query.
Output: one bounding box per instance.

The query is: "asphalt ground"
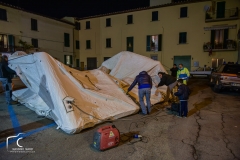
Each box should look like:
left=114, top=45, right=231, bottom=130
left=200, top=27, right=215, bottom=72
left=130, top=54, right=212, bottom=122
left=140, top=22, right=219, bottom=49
left=0, top=77, right=240, bottom=160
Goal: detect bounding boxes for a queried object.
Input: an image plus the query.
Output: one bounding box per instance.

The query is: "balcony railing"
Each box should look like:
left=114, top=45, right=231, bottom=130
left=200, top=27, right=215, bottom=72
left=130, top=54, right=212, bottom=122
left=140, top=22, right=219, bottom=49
left=0, top=45, right=24, bottom=52
left=205, top=8, right=239, bottom=22
left=203, top=40, right=237, bottom=52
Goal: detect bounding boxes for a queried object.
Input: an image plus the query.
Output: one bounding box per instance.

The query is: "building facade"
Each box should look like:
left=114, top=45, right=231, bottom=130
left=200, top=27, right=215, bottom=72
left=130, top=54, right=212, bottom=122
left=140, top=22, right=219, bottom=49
left=76, top=0, right=240, bottom=72
left=0, top=1, right=239, bottom=72
left=0, top=3, right=75, bottom=64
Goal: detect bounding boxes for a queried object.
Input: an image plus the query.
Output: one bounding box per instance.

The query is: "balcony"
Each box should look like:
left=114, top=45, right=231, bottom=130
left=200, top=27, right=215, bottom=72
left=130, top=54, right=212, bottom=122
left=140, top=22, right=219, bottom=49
left=0, top=44, right=23, bottom=53
left=203, top=40, right=237, bottom=52
left=205, top=8, right=239, bottom=22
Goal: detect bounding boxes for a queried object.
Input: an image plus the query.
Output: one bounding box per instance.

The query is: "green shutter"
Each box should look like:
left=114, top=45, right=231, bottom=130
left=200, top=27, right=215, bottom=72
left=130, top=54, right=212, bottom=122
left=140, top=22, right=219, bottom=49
left=64, top=55, right=67, bottom=64
left=224, top=29, right=228, bottom=49
left=184, top=32, right=187, bottom=43
left=146, top=35, right=151, bottom=51
left=158, top=34, right=162, bottom=51
left=70, top=55, right=73, bottom=64
left=8, top=35, right=14, bottom=52
left=76, top=59, right=80, bottom=67
left=64, top=33, right=70, bottom=47
left=179, top=33, right=182, bottom=44
left=210, top=30, right=215, bottom=48
left=216, top=1, right=225, bottom=18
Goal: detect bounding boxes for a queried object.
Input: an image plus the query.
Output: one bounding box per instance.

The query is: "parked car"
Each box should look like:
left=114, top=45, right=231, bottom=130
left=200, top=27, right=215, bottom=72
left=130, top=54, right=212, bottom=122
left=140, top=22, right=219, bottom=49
left=210, top=64, right=240, bottom=92
left=190, top=67, right=212, bottom=78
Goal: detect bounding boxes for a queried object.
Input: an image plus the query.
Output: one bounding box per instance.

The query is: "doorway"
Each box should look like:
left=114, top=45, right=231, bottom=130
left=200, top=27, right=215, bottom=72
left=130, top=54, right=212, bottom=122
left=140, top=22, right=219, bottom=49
left=174, top=56, right=191, bottom=71
left=87, top=57, right=97, bottom=70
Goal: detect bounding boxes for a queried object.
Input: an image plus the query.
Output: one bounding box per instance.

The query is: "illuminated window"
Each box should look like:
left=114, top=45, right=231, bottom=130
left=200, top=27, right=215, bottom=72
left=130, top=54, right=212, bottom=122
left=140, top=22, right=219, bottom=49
left=146, top=35, right=162, bottom=51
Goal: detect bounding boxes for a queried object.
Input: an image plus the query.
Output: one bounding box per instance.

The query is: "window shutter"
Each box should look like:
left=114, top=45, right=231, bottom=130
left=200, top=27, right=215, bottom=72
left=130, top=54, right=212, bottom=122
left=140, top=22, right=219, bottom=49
left=158, top=34, right=162, bottom=51
left=70, top=55, right=73, bottom=65
left=8, top=35, right=14, bottom=52
left=224, top=29, right=228, bottom=49
left=76, top=59, right=80, bottom=67
left=31, top=19, right=34, bottom=30
left=146, top=36, right=151, bottom=51
left=64, top=33, right=70, bottom=47
left=76, top=40, right=79, bottom=49
left=184, top=32, right=187, bottom=43
left=64, top=55, right=67, bottom=64
left=210, top=30, right=215, bottom=47
left=0, top=8, right=7, bottom=20
left=179, top=33, right=182, bottom=44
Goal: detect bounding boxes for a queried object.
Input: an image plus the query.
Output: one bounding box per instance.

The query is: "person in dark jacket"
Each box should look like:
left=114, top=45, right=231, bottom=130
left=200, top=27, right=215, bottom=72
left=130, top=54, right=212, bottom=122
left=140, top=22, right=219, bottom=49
left=127, top=71, right=152, bottom=115
left=0, top=55, right=17, bottom=105
left=170, top=64, right=178, bottom=78
left=174, top=79, right=191, bottom=118
left=155, top=72, right=177, bottom=102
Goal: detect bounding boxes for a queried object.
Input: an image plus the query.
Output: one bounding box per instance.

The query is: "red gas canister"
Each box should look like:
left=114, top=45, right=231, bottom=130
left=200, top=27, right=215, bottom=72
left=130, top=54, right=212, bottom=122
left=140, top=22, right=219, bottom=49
left=93, top=125, right=120, bottom=151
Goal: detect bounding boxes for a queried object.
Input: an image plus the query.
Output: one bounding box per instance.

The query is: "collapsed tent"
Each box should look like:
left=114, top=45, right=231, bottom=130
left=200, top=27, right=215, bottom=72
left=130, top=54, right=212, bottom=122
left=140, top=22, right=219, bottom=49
left=8, top=51, right=168, bottom=134
left=99, top=51, right=168, bottom=104
left=9, top=52, right=139, bottom=134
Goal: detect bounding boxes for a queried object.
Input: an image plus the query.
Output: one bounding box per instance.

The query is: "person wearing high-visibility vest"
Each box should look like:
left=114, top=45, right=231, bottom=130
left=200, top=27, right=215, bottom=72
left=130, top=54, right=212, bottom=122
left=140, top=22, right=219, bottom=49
left=177, top=64, right=190, bottom=85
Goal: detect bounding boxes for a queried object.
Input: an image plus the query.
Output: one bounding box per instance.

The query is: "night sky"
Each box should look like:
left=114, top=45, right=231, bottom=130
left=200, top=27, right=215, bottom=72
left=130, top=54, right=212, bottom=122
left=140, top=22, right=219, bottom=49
left=0, top=0, right=150, bottom=19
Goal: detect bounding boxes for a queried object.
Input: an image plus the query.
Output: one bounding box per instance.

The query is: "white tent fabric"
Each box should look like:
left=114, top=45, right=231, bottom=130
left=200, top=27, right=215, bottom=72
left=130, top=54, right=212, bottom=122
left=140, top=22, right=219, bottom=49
left=9, top=52, right=139, bottom=134
left=100, top=51, right=168, bottom=104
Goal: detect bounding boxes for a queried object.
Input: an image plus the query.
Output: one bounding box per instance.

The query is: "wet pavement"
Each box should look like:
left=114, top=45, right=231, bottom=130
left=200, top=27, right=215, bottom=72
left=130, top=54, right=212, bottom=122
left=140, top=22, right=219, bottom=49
left=0, top=77, right=240, bottom=160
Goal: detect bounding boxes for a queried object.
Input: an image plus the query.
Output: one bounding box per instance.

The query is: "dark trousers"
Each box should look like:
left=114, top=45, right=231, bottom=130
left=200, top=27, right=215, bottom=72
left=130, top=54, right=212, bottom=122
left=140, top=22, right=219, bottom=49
left=179, top=100, right=188, bottom=117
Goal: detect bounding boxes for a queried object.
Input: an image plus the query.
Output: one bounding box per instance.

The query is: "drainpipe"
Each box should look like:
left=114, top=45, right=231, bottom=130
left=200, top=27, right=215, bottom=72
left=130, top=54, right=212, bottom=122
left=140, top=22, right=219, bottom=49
left=161, top=26, right=164, bottom=63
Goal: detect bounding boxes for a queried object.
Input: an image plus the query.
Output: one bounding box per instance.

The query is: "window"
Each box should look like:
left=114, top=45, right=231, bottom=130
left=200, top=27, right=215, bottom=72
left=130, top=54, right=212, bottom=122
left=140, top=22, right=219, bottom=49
left=212, top=59, right=222, bottom=68
left=106, top=38, right=111, bottom=48
left=64, top=33, right=70, bottom=47
left=86, top=40, right=91, bottom=49
left=127, top=15, right=133, bottom=24
left=151, top=55, right=158, bottom=61
left=127, top=37, right=134, bottom=52
left=104, top=57, right=111, bottom=61
left=180, top=7, right=188, bottom=18
left=0, top=34, right=8, bottom=49
left=146, top=35, right=162, bottom=51
left=86, top=21, right=90, bottom=29
left=31, top=18, right=38, bottom=31
left=64, top=55, right=73, bottom=65
left=31, top=38, right=38, bottom=48
left=76, top=40, right=80, bottom=49
left=179, top=32, right=187, bottom=44
left=106, top=18, right=111, bottom=27
left=216, top=1, right=225, bottom=19
left=75, top=22, right=80, bottom=30
left=0, top=8, right=7, bottom=21
left=210, top=29, right=228, bottom=49
left=152, top=11, right=158, bottom=21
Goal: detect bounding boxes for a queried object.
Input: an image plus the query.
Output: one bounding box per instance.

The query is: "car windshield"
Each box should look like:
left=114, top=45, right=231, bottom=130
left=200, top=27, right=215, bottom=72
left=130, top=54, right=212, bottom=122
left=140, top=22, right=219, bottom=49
left=219, top=65, right=240, bottom=74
